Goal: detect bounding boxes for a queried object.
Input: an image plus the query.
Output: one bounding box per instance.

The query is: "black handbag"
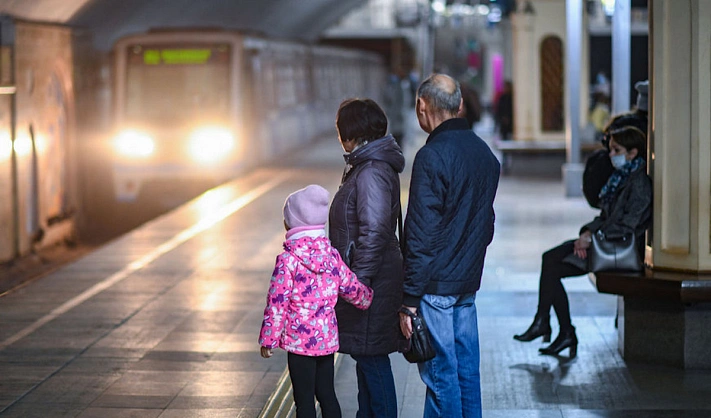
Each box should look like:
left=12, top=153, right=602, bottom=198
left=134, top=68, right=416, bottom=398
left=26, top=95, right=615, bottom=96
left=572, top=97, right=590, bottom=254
left=399, top=308, right=436, bottom=363
left=588, top=230, right=642, bottom=272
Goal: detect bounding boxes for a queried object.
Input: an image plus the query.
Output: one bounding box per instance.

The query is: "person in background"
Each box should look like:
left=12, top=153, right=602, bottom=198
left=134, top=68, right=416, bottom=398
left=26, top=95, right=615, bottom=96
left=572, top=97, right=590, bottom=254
left=594, top=70, right=611, bottom=97
left=582, top=90, right=650, bottom=210
left=514, top=126, right=651, bottom=358
left=633, top=80, right=649, bottom=134
left=589, top=91, right=611, bottom=140
left=583, top=113, right=639, bottom=209
left=495, top=80, right=513, bottom=140
left=329, top=98, right=406, bottom=418
left=259, top=184, right=373, bottom=418
left=459, top=82, right=482, bottom=129
left=400, top=74, right=500, bottom=418
left=409, top=69, right=421, bottom=105
left=383, top=72, right=406, bottom=147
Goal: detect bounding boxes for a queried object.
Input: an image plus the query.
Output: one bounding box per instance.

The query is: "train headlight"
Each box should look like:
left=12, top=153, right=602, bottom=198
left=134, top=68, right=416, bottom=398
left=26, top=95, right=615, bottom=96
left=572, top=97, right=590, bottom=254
left=188, top=127, right=234, bottom=164
left=114, top=130, right=154, bottom=157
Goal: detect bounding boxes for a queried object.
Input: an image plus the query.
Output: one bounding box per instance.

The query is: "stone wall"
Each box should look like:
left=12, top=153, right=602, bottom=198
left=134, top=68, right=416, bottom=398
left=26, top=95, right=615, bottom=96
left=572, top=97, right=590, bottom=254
left=10, top=20, right=76, bottom=257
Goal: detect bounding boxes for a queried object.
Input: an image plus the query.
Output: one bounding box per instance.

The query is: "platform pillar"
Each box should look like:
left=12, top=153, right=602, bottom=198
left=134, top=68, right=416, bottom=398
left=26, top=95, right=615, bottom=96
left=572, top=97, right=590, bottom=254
left=618, top=0, right=711, bottom=369
left=611, top=0, right=631, bottom=114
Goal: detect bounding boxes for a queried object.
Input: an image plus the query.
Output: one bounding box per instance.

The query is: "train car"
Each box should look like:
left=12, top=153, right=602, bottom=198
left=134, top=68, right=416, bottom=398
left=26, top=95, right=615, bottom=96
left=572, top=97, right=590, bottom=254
left=111, top=30, right=385, bottom=201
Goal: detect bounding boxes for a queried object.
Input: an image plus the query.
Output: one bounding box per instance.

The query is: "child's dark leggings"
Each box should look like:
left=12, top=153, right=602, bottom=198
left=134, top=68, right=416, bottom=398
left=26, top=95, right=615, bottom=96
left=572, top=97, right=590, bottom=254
left=287, top=352, right=341, bottom=418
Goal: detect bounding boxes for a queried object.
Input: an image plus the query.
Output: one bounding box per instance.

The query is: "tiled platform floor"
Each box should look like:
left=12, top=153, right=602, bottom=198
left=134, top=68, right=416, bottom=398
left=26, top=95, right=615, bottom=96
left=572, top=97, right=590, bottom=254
left=0, top=115, right=709, bottom=417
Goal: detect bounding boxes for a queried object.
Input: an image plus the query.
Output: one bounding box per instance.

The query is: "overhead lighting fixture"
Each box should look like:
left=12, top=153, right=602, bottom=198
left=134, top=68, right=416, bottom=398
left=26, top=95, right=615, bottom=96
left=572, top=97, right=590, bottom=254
left=488, top=5, right=502, bottom=22
left=450, top=4, right=476, bottom=16
left=432, top=0, right=446, bottom=14
left=602, top=0, right=615, bottom=16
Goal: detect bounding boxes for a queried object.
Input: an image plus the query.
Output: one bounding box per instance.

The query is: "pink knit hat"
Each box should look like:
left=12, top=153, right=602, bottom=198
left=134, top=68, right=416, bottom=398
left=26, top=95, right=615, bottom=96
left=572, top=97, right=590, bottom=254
left=283, top=185, right=330, bottom=229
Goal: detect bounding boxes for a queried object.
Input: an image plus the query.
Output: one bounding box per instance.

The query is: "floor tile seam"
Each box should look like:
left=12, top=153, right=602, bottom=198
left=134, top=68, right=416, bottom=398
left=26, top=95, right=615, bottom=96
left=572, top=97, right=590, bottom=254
left=588, top=316, right=626, bottom=363
left=143, top=378, right=194, bottom=412
left=0, top=267, right=214, bottom=414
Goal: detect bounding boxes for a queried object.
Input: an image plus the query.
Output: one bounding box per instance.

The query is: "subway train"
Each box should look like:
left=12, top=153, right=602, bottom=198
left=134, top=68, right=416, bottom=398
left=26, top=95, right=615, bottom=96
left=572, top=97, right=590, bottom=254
left=110, top=30, right=386, bottom=201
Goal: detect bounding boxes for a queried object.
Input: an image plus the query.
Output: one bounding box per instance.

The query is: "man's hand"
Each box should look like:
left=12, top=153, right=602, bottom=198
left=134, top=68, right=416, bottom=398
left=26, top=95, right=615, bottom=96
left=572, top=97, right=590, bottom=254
left=399, top=306, right=417, bottom=339
left=260, top=347, right=273, bottom=358
left=573, top=231, right=593, bottom=259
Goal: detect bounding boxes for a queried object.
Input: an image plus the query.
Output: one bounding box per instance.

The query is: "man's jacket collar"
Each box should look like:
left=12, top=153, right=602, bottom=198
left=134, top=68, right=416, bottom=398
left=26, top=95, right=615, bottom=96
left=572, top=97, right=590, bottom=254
left=427, top=118, right=470, bottom=143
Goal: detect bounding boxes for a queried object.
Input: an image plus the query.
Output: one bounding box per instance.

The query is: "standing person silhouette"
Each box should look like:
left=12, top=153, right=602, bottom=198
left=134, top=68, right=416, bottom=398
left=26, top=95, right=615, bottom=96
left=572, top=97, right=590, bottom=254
left=329, top=98, right=406, bottom=418
left=494, top=80, right=513, bottom=140
left=400, top=74, right=500, bottom=418
left=259, top=185, right=373, bottom=418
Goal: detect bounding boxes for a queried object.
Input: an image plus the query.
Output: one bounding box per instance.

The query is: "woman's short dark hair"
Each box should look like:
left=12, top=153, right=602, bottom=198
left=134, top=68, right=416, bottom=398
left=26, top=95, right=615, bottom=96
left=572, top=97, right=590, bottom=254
left=610, top=125, right=647, bottom=158
left=336, top=98, right=388, bottom=144
left=602, top=112, right=647, bottom=149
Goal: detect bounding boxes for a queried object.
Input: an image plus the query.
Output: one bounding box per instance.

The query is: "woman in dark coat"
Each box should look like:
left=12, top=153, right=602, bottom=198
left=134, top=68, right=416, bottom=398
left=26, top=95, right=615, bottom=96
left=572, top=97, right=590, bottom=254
left=329, top=98, right=405, bottom=418
left=513, top=125, right=651, bottom=358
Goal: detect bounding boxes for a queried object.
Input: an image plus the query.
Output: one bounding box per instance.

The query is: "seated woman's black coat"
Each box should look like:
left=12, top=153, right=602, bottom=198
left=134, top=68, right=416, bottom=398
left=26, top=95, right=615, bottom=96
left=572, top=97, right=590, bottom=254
left=581, top=163, right=652, bottom=240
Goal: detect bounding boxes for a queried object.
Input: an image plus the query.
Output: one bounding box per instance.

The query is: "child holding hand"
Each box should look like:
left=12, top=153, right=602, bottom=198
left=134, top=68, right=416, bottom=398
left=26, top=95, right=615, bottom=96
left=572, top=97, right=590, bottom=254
left=259, top=184, right=373, bottom=418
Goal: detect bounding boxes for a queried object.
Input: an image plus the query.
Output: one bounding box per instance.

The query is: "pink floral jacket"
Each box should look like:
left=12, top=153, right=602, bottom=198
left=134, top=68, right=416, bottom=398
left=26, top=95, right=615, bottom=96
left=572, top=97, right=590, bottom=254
left=259, top=231, right=373, bottom=356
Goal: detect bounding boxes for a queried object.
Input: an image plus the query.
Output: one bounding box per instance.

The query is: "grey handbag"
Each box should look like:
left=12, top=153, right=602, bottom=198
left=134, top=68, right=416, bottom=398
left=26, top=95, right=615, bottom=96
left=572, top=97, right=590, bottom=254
left=588, top=230, right=642, bottom=272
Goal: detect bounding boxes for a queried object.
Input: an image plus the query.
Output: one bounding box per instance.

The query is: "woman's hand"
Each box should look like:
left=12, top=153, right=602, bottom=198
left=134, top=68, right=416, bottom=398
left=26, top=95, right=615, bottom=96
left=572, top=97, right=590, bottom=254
left=573, top=231, right=593, bottom=259
left=399, top=306, right=416, bottom=339
left=260, top=347, right=273, bottom=358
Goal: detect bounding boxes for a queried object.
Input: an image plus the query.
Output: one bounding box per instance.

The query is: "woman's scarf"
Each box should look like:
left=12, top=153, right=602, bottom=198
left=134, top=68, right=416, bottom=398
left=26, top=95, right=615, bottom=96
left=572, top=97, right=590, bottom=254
left=598, top=156, right=645, bottom=206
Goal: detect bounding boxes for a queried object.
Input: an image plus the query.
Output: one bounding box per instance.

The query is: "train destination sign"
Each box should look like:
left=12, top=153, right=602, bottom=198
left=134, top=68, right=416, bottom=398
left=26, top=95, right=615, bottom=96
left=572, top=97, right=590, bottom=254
left=143, top=49, right=213, bottom=65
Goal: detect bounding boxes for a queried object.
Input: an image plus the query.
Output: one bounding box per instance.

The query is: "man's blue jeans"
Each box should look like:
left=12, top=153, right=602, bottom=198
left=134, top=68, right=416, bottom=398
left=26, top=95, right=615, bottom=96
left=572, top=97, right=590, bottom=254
left=350, top=354, right=398, bottom=418
left=417, top=293, right=481, bottom=418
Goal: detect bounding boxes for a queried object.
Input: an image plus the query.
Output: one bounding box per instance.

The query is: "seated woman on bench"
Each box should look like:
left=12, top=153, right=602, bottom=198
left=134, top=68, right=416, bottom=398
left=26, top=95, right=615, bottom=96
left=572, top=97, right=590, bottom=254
left=513, top=125, right=652, bottom=358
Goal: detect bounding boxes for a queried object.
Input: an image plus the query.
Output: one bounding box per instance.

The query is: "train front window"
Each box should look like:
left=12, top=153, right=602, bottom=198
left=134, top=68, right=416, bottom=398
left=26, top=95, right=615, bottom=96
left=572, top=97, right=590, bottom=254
left=124, top=44, right=231, bottom=123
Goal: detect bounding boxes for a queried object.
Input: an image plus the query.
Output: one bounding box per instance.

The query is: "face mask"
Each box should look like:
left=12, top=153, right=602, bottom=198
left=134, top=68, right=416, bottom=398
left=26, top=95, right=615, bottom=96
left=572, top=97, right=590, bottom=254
left=610, top=154, right=628, bottom=170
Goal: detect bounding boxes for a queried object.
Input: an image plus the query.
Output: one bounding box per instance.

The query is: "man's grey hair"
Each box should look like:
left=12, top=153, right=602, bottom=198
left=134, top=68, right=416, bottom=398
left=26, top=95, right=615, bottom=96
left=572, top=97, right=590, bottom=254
left=417, top=74, right=462, bottom=116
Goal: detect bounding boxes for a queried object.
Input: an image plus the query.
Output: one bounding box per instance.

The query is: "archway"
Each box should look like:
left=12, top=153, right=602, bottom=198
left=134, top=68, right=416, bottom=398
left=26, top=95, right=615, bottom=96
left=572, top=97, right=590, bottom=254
left=540, top=36, right=564, bottom=132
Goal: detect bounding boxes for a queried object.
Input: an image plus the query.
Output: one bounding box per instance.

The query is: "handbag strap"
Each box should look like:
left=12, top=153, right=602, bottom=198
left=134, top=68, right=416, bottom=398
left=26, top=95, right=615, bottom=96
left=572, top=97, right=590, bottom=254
left=399, top=306, right=417, bottom=318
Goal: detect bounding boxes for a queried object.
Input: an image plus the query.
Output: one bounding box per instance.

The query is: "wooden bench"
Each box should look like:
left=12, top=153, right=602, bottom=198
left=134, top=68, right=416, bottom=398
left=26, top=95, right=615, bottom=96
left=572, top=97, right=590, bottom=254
left=587, top=268, right=711, bottom=368
left=589, top=269, right=711, bottom=304
left=494, top=139, right=603, bottom=175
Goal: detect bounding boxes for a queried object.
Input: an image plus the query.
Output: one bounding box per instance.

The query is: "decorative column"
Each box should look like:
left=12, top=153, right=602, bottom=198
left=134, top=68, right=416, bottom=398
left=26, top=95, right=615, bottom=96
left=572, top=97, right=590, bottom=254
left=613, top=0, right=711, bottom=369
left=562, top=0, right=584, bottom=197
left=510, top=4, right=536, bottom=140
left=611, top=0, right=631, bottom=114
left=649, top=0, right=711, bottom=272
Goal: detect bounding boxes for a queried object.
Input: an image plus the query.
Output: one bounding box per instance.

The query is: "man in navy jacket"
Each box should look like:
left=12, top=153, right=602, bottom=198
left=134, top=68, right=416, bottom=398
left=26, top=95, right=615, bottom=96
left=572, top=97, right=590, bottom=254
left=399, top=73, right=500, bottom=418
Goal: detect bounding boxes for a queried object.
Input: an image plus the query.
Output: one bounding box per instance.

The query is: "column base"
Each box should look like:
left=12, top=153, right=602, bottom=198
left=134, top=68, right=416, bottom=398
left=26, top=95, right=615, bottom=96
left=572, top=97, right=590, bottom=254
left=562, top=162, right=584, bottom=198
left=618, top=296, right=711, bottom=369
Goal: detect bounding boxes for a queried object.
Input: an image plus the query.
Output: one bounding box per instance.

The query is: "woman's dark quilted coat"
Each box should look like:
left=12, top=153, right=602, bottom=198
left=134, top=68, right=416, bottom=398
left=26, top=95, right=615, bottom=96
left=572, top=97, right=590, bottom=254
left=329, top=135, right=406, bottom=356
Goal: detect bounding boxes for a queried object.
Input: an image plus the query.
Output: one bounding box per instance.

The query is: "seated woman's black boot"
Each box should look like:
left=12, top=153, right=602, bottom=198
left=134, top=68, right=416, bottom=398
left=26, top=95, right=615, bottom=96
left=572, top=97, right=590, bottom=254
left=513, top=315, right=552, bottom=342
left=539, top=327, right=578, bottom=358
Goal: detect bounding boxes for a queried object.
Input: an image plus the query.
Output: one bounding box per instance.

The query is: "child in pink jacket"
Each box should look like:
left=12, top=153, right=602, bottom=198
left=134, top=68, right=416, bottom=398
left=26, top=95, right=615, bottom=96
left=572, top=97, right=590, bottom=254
left=259, top=184, right=373, bottom=418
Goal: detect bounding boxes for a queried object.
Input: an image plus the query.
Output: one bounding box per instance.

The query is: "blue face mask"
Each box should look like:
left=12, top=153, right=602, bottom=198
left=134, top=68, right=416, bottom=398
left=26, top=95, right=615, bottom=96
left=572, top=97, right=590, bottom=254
left=610, top=154, right=628, bottom=170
